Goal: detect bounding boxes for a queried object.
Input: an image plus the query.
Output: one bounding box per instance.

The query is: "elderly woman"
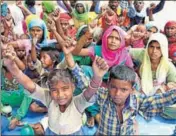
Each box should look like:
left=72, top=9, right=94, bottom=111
left=164, top=21, right=176, bottom=46
left=130, top=33, right=176, bottom=119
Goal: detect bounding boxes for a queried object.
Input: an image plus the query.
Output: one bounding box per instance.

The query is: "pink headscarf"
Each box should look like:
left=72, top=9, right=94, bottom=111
left=102, top=25, right=133, bottom=68
left=16, top=39, right=31, bottom=56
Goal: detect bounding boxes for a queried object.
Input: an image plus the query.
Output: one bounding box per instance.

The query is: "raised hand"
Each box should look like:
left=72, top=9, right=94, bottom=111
left=149, top=3, right=156, bottom=11
left=92, top=56, right=109, bottom=79
left=62, top=39, right=76, bottom=55
left=47, top=18, right=56, bottom=32
left=51, top=8, right=60, bottom=22
left=2, top=45, right=17, bottom=61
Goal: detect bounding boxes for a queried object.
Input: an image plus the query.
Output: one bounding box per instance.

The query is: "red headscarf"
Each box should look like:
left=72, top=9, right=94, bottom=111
left=60, top=13, right=71, bottom=21
left=59, top=13, right=77, bottom=38
left=164, top=21, right=176, bottom=45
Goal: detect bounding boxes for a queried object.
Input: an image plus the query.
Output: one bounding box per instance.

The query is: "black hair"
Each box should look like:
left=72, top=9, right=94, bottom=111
left=40, top=47, right=60, bottom=67
left=109, top=65, right=136, bottom=86
left=25, top=0, right=35, bottom=7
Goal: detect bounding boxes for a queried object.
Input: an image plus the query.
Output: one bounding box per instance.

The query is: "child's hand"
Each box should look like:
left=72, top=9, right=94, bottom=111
left=9, top=118, right=19, bottom=130
left=31, top=123, right=44, bottom=135
left=92, top=56, right=109, bottom=78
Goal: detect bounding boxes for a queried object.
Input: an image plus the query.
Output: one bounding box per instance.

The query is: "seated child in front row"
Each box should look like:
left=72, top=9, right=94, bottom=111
left=70, top=54, right=176, bottom=135
left=2, top=42, right=109, bottom=135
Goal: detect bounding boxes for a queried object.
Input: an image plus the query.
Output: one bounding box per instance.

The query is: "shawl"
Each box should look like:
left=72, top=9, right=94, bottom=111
left=139, top=33, right=169, bottom=96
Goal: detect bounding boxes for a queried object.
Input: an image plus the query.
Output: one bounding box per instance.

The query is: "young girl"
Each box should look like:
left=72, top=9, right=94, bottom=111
left=3, top=41, right=109, bottom=135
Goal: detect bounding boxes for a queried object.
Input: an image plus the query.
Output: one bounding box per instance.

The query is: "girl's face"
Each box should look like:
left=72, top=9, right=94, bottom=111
left=40, top=52, right=53, bottom=69
left=76, top=3, right=84, bottom=14
left=165, top=26, right=176, bottom=37
left=107, top=30, right=121, bottom=51
left=60, top=20, right=69, bottom=32
left=29, top=26, right=43, bottom=42
left=27, top=55, right=35, bottom=70
left=50, top=80, right=74, bottom=106
left=15, top=47, right=26, bottom=59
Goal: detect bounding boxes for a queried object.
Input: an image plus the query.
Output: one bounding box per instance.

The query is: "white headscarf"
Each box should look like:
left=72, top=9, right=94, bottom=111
left=140, top=33, right=169, bottom=96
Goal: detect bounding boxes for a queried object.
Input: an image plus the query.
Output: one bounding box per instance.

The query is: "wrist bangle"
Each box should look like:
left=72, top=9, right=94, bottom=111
left=89, top=80, right=100, bottom=90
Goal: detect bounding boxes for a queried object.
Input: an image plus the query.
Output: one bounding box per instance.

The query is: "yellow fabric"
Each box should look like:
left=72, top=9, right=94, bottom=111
left=25, top=14, right=39, bottom=28
left=139, top=33, right=169, bottom=96
left=88, top=12, right=97, bottom=24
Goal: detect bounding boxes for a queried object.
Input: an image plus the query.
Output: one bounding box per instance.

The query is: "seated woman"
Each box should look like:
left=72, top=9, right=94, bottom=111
left=72, top=25, right=139, bottom=127
left=73, top=25, right=134, bottom=68
left=164, top=21, right=176, bottom=47
left=129, top=33, right=176, bottom=119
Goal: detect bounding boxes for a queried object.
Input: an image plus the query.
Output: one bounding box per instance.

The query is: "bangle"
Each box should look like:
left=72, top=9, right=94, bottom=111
left=89, top=80, right=100, bottom=90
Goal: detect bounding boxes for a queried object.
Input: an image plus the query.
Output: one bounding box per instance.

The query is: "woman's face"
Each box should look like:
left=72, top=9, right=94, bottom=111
left=107, top=30, right=121, bottom=51
left=165, top=26, right=176, bottom=37
left=29, top=26, right=43, bottom=42
left=76, top=3, right=84, bottom=14
left=148, top=41, right=162, bottom=61
left=60, top=20, right=69, bottom=32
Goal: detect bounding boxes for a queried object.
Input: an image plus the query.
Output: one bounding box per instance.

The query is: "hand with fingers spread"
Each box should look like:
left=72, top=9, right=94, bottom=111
left=92, top=56, right=109, bottom=79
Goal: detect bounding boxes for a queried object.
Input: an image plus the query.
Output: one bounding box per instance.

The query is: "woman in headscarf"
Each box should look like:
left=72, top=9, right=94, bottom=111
left=59, top=13, right=77, bottom=39
left=71, top=25, right=138, bottom=127
left=130, top=33, right=176, bottom=96
left=164, top=21, right=176, bottom=46
left=26, top=15, right=57, bottom=50
left=129, top=33, right=176, bottom=119
left=41, top=1, right=56, bottom=23
left=72, top=1, right=90, bottom=29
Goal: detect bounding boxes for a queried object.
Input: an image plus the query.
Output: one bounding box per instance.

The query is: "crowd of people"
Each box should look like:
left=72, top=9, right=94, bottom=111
left=1, top=0, right=176, bottom=135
